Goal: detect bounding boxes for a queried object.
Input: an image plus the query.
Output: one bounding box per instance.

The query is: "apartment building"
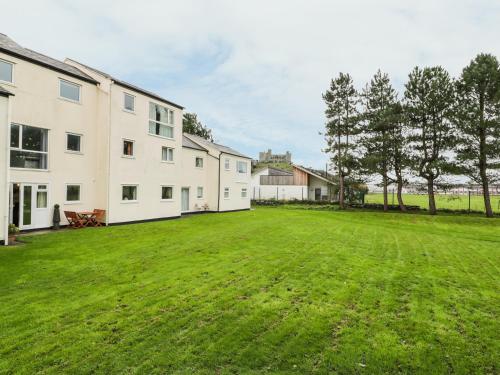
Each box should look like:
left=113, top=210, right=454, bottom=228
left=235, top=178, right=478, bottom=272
left=0, top=34, right=250, bottom=244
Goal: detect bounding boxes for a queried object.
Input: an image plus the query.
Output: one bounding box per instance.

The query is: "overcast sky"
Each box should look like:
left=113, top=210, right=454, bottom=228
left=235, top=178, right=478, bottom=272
left=2, top=0, right=500, bottom=168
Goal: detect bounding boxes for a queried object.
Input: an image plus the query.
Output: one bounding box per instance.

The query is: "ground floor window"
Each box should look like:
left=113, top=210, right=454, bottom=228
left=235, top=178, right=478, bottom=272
left=224, top=187, right=230, bottom=199
left=197, top=186, right=203, bottom=199
left=66, top=133, right=82, bottom=152
left=241, top=188, right=247, bottom=198
left=161, top=186, right=173, bottom=200
left=122, top=185, right=137, bottom=201
left=36, top=185, right=48, bottom=208
left=66, top=184, right=81, bottom=203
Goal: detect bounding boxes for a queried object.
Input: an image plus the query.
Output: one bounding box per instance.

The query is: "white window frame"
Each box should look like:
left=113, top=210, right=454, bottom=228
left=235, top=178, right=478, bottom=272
left=241, top=188, right=248, bottom=198
left=65, top=184, right=81, bottom=204
left=121, top=184, right=138, bottom=203
left=36, top=184, right=49, bottom=209
left=161, top=185, right=174, bottom=201
left=161, top=147, right=174, bottom=162
left=195, top=157, right=204, bottom=168
left=123, top=92, right=135, bottom=113
left=122, top=139, right=135, bottom=158
left=224, top=158, right=230, bottom=170
left=237, top=161, right=248, bottom=174
left=0, top=58, right=14, bottom=84
left=224, top=187, right=230, bottom=199
left=10, top=124, right=49, bottom=170
left=65, top=132, right=82, bottom=154
left=59, top=79, right=81, bottom=103
left=168, top=110, right=174, bottom=125
left=149, top=102, right=174, bottom=139
left=197, top=186, right=204, bottom=199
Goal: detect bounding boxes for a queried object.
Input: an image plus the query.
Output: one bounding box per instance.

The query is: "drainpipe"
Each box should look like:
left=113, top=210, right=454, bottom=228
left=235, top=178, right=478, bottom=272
left=105, top=81, right=113, bottom=225
left=217, top=151, right=221, bottom=212
left=3, top=95, right=12, bottom=245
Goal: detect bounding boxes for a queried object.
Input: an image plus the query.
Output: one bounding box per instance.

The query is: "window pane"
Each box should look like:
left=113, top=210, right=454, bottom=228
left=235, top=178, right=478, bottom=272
left=196, top=157, right=203, bottom=167
left=67, top=134, right=81, bottom=152
left=162, top=186, right=173, bottom=200
left=122, top=186, right=137, bottom=201
left=66, top=185, right=80, bottom=201
left=162, top=147, right=173, bottom=161
left=37, top=191, right=48, bottom=208
left=23, top=186, right=32, bottom=225
left=10, top=124, right=19, bottom=148
left=224, top=188, right=229, bottom=198
left=123, top=141, right=134, bottom=156
left=60, top=80, right=80, bottom=101
left=241, top=188, right=247, bottom=198
left=10, top=150, right=48, bottom=169
left=197, top=187, right=203, bottom=198
left=149, top=103, right=168, bottom=123
left=124, top=94, right=135, bottom=111
left=22, top=126, right=47, bottom=152
left=159, top=124, right=173, bottom=138
left=237, top=161, right=247, bottom=173
left=0, top=60, right=13, bottom=82
left=225, top=159, right=230, bottom=169
left=169, top=110, right=174, bottom=124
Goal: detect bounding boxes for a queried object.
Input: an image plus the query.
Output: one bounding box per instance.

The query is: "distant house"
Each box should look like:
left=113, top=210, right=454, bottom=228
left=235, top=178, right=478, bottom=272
left=251, top=164, right=336, bottom=201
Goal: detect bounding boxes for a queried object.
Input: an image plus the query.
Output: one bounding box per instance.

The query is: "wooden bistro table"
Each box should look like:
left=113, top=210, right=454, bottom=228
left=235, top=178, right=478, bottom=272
left=77, top=211, right=97, bottom=227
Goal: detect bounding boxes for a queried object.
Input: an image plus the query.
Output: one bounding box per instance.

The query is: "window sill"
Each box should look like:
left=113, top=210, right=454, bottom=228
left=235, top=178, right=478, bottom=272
left=121, top=155, right=135, bottom=159
left=65, top=150, right=83, bottom=155
left=195, top=166, right=204, bottom=169
left=197, top=197, right=204, bottom=200
left=10, top=167, right=50, bottom=172
left=0, top=80, right=15, bottom=88
left=123, top=109, right=136, bottom=115
left=58, top=97, right=81, bottom=105
left=148, top=133, right=175, bottom=141
left=64, top=201, right=81, bottom=205
left=161, top=199, right=174, bottom=202
left=121, top=200, right=138, bottom=204
left=161, top=160, right=174, bottom=164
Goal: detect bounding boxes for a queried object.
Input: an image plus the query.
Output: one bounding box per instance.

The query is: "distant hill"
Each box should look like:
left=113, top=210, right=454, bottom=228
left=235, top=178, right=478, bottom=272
left=252, top=162, right=293, bottom=172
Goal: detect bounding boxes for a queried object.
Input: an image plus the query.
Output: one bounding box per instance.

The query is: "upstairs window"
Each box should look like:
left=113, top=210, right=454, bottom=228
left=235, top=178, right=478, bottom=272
left=237, top=161, right=248, bottom=174
left=59, top=79, right=81, bottom=102
left=123, top=140, right=134, bottom=157
left=10, top=124, right=48, bottom=169
left=124, top=93, right=135, bottom=112
left=195, top=157, right=204, bottom=168
left=66, top=133, right=81, bottom=152
left=0, top=59, right=13, bottom=83
left=149, top=102, right=173, bottom=138
left=224, top=158, right=230, bottom=170
left=162, top=147, right=174, bottom=162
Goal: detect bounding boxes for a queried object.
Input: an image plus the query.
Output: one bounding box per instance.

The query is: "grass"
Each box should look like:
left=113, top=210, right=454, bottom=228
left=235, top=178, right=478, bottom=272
left=1, top=208, right=499, bottom=374
left=365, top=193, right=500, bottom=213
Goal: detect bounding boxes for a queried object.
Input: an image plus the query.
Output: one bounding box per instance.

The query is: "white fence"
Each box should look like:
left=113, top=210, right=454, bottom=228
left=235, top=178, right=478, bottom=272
left=252, top=185, right=308, bottom=200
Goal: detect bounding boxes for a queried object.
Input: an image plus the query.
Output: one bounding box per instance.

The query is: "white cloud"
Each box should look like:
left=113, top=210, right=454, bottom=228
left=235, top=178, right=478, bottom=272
left=2, top=0, right=499, bottom=167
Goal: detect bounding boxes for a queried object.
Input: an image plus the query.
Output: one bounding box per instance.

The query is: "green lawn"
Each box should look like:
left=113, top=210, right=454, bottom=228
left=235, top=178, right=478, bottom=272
left=1, top=208, right=499, bottom=374
left=365, top=193, right=500, bottom=213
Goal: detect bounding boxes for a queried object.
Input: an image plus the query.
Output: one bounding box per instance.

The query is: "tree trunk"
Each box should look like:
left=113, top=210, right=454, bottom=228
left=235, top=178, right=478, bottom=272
left=479, top=128, right=494, bottom=218
left=396, top=174, right=406, bottom=212
left=427, top=179, right=437, bottom=215
left=339, top=174, right=345, bottom=209
left=382, top=172, right=388, bottom=212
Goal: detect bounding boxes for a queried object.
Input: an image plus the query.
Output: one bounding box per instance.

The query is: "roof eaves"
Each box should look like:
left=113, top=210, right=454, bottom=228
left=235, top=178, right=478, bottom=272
left=0, top=47, right=99, bottom=85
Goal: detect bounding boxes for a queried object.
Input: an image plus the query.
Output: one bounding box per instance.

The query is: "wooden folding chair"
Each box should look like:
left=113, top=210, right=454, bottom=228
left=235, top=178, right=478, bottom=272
left=92, top=209, right=106, bottom=227
left=64, top=211, right=85, bottom=229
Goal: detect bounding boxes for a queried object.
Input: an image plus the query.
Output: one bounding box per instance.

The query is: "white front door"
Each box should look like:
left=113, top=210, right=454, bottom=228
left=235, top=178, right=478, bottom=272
left=11, top=183, right=50, bottom=230
left=181, top=188, right=190, bottom=212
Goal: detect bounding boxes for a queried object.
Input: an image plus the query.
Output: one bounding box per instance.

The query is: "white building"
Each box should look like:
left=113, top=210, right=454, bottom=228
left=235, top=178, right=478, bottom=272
left=0, top=33, right=250, bottom=244
left=251, top=165, right=335, bottom=201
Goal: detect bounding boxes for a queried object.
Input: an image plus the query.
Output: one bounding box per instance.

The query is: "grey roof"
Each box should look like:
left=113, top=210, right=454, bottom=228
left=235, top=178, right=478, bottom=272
left=185, top=134, right=251, bottom=159
left=182, top=135, right=207, bottom=151
left=67, top=59, right=184, bottom=109
left=0, top=33, right=98, bottom=84
left=0, top=85, right=14, bottom=97
left=268, top=167, right=293, bottom=176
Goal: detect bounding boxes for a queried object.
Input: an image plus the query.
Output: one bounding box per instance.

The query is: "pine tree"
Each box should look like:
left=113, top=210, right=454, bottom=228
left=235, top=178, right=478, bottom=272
left=404, top=66, right=455, bottom=215
left=454, top=54, right=500, bottom=218
left=323, top=73, right=360, bottom=209
left=360, top=70, right=397, bottom=211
